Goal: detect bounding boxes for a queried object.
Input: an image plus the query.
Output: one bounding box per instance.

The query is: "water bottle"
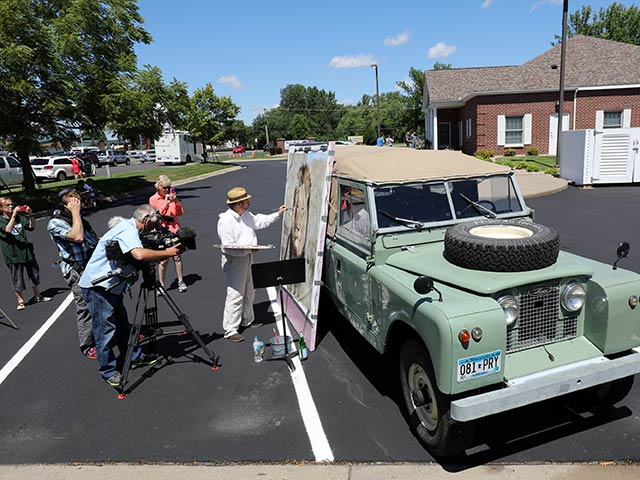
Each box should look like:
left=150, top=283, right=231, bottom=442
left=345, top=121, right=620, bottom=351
left=253, top=336, right=263, bottom=363
left=298, top=334, right=308, bottom=361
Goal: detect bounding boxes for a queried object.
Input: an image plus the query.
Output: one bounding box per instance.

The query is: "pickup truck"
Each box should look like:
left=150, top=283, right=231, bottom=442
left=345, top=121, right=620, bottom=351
left=322, top=146, right=640, bottom=457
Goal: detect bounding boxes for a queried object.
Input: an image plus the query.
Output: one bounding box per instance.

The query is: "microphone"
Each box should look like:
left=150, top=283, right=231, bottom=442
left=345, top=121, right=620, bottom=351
left=91, top=268, right=123, bottom=286
left=177, top=226, right=197, bottom=250
left=159, top=214, right=175, bottom=222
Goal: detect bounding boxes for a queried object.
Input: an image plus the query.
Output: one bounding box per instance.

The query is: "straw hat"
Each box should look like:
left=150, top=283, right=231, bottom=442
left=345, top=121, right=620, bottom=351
left=226, top=186, right=252, bottom=204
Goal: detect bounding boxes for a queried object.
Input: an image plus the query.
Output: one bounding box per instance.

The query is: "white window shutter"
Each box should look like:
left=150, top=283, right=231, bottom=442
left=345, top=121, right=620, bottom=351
left=595, top=110, right=604, bottom=129
left=623, top=109, right=631, bottom=128
left=524, top=114, right=532, bottom=145
left=497, top=115, right=505, bottom=146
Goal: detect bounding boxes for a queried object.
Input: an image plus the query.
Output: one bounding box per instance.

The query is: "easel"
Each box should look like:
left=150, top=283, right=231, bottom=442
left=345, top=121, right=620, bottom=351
left=252, top=257, right=305, bottom=371
left=0, top=305, right=18, bottom=329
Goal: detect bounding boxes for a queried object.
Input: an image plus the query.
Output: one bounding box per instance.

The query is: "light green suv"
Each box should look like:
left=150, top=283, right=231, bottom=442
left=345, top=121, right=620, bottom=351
left=323, top=146, right=640, bottom=457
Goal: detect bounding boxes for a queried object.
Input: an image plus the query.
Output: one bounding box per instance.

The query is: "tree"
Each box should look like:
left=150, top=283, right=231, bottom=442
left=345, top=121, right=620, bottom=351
left=289, top=114, right=310, bottom=139
left=0, top=0, right=151, bottom=190
left=187, top=83, right=239, bottom=152
left=335, top=96, right=377, bottom=145
left=396, top=67, right=426, bottom=136
left=433, top=62, right=453, bottom=70
left=279, top=84, right=344, bottom=139
left=553, top=3, right=640, bottom=45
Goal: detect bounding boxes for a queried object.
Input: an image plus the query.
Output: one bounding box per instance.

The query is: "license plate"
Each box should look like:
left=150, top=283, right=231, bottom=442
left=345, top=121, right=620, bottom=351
left=457, top=350, right=502, bottom=382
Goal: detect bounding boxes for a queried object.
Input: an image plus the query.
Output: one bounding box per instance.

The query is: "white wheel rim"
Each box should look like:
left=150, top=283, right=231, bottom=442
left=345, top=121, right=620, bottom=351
left=469, top=224, right=534, bottom=239
left=408, top=363, right=438, bottom=430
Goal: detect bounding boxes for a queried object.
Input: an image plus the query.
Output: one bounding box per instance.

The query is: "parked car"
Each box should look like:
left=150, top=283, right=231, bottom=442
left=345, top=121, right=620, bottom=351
left=322, top=145, right=640, bottom=457
left=232, top=145, right=246, bottom=154
left=263, top=143, right=271, bottom=152
left=0, top=155, right=24, bottom=189
left=96, top=150, right=129, bottom=166
left=31, top=156, right=78, bottom=182
left=140, top=149, right=156, bottom=162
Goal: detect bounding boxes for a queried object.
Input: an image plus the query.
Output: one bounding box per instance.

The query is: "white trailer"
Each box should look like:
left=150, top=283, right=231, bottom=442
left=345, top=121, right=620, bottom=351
left=154, top=131, right=197, bottom=165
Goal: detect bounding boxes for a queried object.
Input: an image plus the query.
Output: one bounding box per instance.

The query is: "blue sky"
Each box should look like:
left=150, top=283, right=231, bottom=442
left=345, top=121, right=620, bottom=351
left=135, top=0, right=636, bottom=124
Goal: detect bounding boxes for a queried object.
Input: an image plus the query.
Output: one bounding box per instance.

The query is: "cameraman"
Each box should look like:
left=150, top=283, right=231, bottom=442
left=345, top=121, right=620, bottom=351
left=48, top=188, right=99, bottom=359
left=78, top=205, right=181, bottom=388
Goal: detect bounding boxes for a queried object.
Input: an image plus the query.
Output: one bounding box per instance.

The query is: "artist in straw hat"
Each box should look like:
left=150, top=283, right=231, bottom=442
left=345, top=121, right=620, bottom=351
left=216, top=187, right=287, bottom=342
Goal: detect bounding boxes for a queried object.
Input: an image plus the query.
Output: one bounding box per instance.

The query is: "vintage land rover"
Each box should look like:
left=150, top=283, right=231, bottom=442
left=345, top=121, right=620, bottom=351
left=322, top=146, right=640, bottom=456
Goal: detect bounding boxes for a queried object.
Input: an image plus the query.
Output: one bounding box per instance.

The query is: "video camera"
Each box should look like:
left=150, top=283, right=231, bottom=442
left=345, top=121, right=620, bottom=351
left=139, top=224, right=197, bottom=253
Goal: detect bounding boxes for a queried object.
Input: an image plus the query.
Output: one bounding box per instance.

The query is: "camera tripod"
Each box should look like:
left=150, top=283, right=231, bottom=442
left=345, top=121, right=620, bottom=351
left=116, top=270, right=220, bottom=399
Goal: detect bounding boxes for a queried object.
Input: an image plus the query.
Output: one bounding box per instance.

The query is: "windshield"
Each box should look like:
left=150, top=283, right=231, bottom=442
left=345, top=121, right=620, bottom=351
left=374, top=175, right=524, bottom=228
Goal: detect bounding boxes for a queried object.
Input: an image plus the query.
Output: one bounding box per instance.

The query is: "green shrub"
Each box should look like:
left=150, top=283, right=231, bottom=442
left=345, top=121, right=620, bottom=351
left=544, top=167, right=559, bottom=175
left=504, top=149, right=516, bottom=157
left=526, top=163, right=541, bottom=172
left=526, top=147, right=539, bottom=156
left=516, top=162, right=529, bottom=170
left=474, top=148, right=495, bottom=160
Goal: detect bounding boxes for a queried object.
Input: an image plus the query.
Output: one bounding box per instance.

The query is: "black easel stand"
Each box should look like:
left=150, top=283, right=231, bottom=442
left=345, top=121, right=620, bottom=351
left=252, top=258, right=305, bottom=371
left=117, top=271, right=220, bottom=399
left=0, top=305, right=18, bottom=329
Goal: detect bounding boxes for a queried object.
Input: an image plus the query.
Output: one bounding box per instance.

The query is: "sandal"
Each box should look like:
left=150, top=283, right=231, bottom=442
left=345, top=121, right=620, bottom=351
left=17, top=302, right=25, bottom=311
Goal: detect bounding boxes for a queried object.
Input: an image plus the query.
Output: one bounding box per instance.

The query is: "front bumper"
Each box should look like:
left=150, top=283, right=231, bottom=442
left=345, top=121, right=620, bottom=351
left=450, top=347, right=640, bottom=422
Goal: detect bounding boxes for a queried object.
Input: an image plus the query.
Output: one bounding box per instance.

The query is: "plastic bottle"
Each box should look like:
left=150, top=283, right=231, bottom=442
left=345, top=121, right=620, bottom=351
left=298, top=334, right=308, bottom=361
left=253, top=336, right=263, bottom=363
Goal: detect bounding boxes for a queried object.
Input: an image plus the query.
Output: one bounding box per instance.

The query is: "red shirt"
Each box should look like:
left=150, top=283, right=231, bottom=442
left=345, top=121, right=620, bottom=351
left=149, top=192, right=184, bottom=233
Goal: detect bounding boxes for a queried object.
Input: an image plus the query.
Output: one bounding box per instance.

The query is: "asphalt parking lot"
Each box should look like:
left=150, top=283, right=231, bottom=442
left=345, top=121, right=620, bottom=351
left=0, top=160, right=639, bottom=466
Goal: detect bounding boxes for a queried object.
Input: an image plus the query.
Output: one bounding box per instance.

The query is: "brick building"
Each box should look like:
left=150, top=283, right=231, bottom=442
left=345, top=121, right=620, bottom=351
left=422, top=35, right=640, bottom=155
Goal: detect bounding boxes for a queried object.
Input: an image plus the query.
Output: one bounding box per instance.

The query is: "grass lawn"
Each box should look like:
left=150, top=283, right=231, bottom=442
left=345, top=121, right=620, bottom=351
left=1, top=162, right=232, bottom=214
left=495, top=155, right=558, bottom=172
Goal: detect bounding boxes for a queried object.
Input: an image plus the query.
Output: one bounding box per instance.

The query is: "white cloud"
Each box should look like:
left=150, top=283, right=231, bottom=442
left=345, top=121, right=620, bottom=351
left=329, top=54, right=377, bottom=69
left=338, top=98, right=355, bottom=106
left=481, top=0, right=495, bottom=8
left=384, top=31, right=410, bottom=47
left=217, top=75, right=243, bottom=90
left=428, top=42, right=458, bottom=59
left=530, top=0, right=562, bottom=12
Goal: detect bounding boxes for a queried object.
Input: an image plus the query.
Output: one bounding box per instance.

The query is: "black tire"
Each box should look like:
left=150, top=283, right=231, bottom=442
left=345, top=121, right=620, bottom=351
left=444, top=219, right=559, bottom=272
left=186, top=154, right=192, bottom=163
left=570, top=376, right=635, bottom=412
left=399, top=340, right=474, bottom=457
left=56, top=171, right=67, bottom=182
left=125, top=158, right=130, bottom=165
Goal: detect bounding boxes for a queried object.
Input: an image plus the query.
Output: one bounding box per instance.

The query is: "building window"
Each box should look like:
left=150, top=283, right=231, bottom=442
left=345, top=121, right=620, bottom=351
left=505, top=115, right=523, bottom=145
left=465, top=118, right=472, bottom=138
left=603, top=111, right=623, bottom=129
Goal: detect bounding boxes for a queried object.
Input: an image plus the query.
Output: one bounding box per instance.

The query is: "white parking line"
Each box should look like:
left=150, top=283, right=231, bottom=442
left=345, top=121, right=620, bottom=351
left=0, top=293, right=74, bottom=386
left=266, top=287, right=334, bottom=463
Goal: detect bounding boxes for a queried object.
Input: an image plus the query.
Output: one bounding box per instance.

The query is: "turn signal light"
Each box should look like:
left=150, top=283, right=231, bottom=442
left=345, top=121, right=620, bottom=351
left=458, top=329, right=471, bottom=344
left=629, top=295, right=638, bottom=309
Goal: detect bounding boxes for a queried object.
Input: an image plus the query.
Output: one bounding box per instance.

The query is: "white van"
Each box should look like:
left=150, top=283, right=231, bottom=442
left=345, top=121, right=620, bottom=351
left=0, top=155, right=24, bottom=188
left=154, top=132, right=196, bottom=165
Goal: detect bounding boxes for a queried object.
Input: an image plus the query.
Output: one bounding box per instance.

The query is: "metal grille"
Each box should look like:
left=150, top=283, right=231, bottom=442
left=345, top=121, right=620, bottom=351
left=506, top=283, right=578, bottom=353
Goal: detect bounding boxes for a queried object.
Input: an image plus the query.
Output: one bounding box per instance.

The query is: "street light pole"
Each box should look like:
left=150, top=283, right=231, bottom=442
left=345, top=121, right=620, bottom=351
left=555, top=0, right=569, bottom=169
left=371, top=63, right=381, bottom=139
left=263, top=108, right=270, bottom=146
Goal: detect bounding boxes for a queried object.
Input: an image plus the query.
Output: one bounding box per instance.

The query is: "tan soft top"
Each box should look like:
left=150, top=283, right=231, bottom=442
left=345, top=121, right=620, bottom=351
left=333, top=145, right=510, bottom=184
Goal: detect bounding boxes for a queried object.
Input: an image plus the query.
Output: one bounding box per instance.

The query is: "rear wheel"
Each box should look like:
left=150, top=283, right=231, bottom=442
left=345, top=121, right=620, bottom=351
left=56, top=171, right=67, bottom=182
left=125, top=157, right=130, bottom=165
left=399, top=340, right=474, bottom=457
left=186, top=154, right=192, bottom=163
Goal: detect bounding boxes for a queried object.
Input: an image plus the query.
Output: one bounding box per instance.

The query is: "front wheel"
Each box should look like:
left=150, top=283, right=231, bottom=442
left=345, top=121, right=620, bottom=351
left=125, top=158, right=130, bottom=165
left=56, top=171, right=67, bottom=182
left=399, top=340, right=474, bottom=457
left=186, top=154, right=192, bottom=163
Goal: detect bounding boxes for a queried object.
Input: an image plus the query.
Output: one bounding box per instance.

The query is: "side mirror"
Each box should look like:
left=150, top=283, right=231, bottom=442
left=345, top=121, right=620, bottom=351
left=617, top=242, right=630, bottom=259
left=414, top=276, right=434, bottom=294
left=613, top=241, right=630, bottom=270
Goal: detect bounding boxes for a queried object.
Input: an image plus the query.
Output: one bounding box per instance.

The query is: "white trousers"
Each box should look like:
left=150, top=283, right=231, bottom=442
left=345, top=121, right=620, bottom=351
left=221, top=254, right=255, bottom=337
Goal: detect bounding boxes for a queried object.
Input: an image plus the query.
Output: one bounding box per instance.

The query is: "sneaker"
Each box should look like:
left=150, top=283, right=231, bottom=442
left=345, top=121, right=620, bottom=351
left=156, top=289, right=165, bottom=297
left=178, top=281, right=187, bottom=293
left=227, top=333, right=244, bottom=343
left=35, top=296, right=52, bottom=302
left=105, top=372, right=122, bottom=387
left=83, top=347, right=97, bottom=359
left=133, top=353, right=161, bottom=367
left=241, top=321, right=263, bottom=329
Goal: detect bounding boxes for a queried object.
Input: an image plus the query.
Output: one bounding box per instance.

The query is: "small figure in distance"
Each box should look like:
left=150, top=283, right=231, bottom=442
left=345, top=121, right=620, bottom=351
left=0, top=197, right=52, bottom=310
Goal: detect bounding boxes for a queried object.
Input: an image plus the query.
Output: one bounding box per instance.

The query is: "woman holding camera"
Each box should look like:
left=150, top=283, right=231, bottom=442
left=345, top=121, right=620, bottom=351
left=149, top=175, right=187, bottom=293
left=0, top=197, right=51, bottom=310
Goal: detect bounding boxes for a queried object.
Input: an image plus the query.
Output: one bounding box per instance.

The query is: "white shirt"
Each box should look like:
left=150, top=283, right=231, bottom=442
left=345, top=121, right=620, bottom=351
left=217, top=208, right=280, bottom=257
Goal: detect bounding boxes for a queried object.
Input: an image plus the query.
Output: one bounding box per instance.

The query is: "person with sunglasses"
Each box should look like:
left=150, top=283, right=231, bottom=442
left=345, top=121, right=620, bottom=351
left=0, top=196, right=51, bottom=310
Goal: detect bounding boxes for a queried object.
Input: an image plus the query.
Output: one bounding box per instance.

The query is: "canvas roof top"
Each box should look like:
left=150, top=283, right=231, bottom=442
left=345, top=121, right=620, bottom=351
left=332, top=145, right=511, bottom=184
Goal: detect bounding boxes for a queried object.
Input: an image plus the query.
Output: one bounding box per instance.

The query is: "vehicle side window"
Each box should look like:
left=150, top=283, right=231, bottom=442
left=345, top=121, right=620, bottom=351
left=339, top=185, right=370, bottom=240
left=0, top=158, right=6, bottom=169
left=55, top=159, right=72, bottom=165
left=6, top=157, right=21, bottom=168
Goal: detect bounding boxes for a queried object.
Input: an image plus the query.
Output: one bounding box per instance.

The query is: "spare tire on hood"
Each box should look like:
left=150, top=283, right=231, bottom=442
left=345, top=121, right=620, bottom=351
left=444, top=219, right=560, bottom=272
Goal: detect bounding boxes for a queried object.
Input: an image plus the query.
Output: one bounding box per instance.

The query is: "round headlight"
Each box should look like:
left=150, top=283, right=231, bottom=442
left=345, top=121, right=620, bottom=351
left=498, top=295, right=519, bottom=326
left=561, top=282, right=586, bottom=312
